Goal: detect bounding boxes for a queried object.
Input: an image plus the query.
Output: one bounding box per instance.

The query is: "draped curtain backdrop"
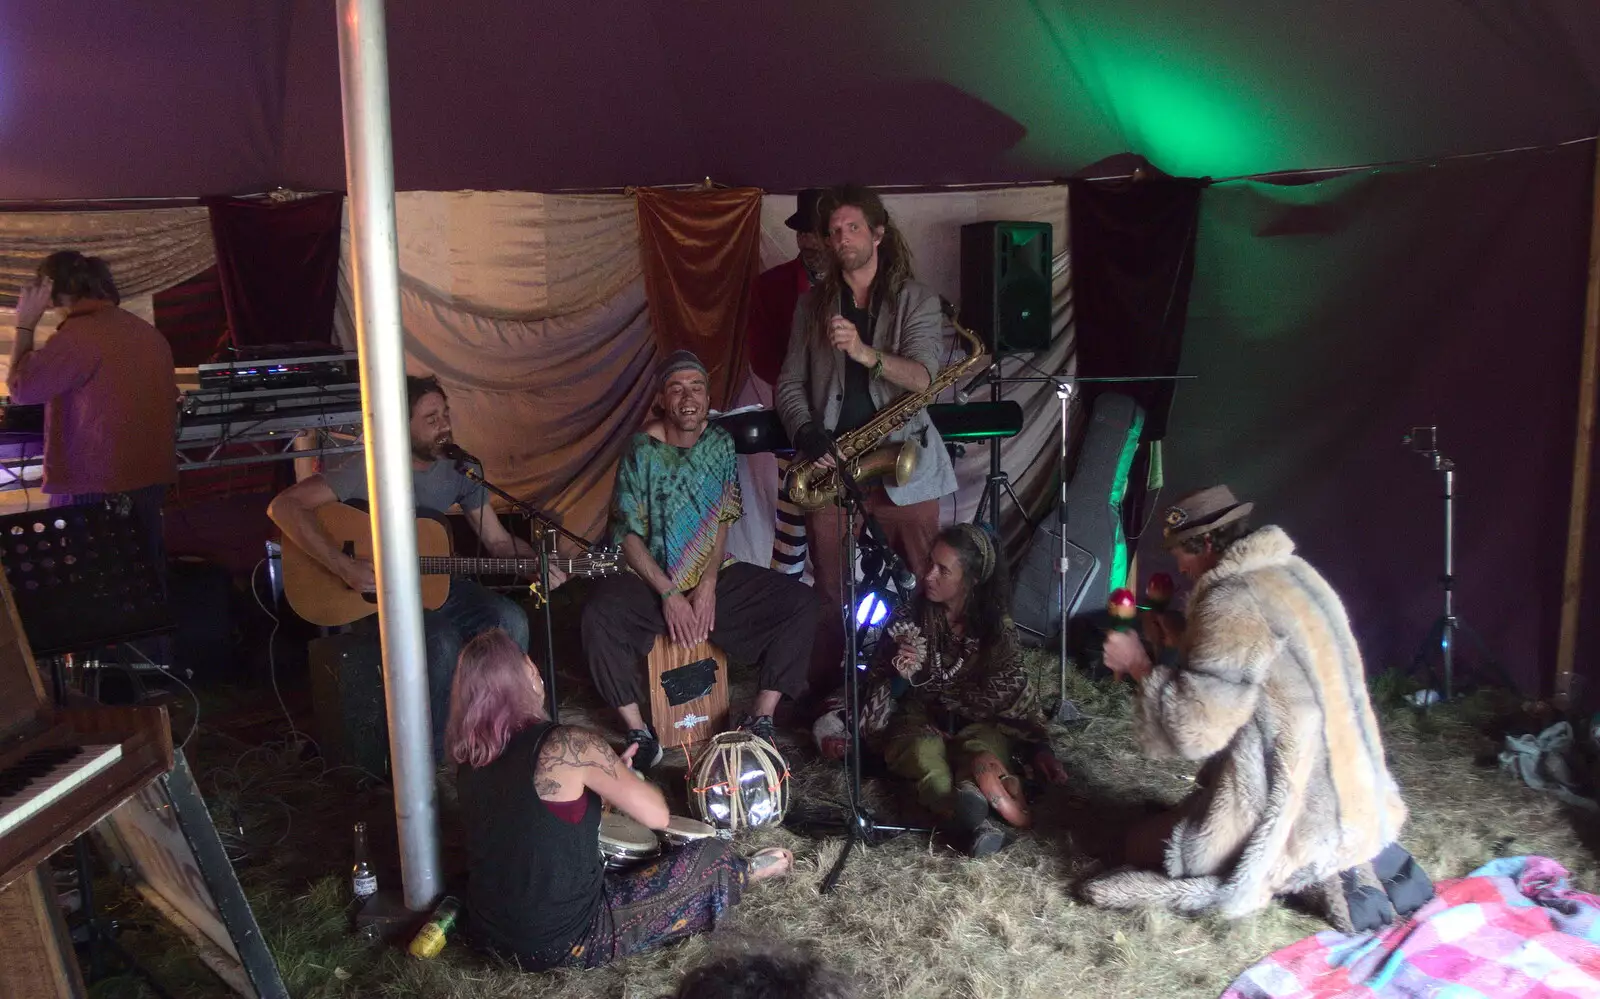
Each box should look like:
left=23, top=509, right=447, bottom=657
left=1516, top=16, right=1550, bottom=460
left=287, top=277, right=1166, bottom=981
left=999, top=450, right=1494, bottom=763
left=1068, top=173, right=1204, bottom=541
left=332, top=192, right=652, bottom=544
left=0, top=207, right=216, bottom=390
left=634, top=187, right=763, bottom=409
left=1068, top=174, right=1203, bottom=441
left=206, top=192, right=345, bottom=348
left=327, top=186, right=1075, bottom=567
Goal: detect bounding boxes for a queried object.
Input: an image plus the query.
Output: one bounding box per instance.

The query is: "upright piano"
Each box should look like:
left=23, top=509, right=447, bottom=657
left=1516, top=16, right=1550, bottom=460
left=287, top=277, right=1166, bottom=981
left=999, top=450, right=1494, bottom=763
left=0, top=571, right=173, bottom=999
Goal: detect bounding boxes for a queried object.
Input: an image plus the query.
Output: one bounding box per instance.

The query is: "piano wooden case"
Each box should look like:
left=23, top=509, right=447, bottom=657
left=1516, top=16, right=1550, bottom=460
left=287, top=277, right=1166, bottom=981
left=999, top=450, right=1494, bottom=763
left=0, top=570, right=173, bottom=997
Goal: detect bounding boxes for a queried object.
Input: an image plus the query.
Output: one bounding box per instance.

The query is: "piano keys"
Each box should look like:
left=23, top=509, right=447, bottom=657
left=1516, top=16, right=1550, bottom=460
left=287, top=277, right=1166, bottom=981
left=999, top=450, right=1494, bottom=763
left=0, top=564, right=174, bottom=999
left=0, top=743, right=122, bottom=840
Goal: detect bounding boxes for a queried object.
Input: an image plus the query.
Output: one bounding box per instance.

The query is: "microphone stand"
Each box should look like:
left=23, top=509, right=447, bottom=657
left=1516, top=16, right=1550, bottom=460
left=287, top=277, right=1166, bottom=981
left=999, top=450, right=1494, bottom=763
left=815, top=452, right=933, bottom=895
left=976, top=372, right=1192, bottom=724
left=454, top=460, right=596, bottom=724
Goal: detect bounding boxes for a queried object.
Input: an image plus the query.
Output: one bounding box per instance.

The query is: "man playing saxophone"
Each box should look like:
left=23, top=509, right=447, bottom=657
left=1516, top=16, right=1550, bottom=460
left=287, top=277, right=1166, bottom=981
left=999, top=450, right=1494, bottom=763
left=776, top=183, right=961, bottom=700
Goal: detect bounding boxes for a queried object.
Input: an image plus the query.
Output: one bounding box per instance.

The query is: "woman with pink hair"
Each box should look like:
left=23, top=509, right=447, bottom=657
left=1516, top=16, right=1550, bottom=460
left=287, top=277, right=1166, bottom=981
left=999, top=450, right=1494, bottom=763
left=447, top=629, right=791, bottom=970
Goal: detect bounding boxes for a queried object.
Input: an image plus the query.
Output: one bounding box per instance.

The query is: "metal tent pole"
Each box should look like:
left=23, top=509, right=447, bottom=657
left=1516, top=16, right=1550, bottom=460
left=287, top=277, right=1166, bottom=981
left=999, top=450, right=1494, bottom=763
left=335, top=0, right=441, bottom=911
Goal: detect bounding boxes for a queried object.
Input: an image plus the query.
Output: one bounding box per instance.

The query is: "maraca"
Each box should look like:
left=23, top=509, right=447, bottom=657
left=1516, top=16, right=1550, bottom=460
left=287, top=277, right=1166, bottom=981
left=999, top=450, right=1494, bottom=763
left=1145, top=572, right=1175, bottom=611
left=1107, top=587, right=1138, bottom=631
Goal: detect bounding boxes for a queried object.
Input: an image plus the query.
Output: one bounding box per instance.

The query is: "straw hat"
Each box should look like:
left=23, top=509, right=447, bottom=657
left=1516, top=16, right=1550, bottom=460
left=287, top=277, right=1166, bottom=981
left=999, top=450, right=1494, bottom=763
left=1162, top=485, right=1254, bottom=549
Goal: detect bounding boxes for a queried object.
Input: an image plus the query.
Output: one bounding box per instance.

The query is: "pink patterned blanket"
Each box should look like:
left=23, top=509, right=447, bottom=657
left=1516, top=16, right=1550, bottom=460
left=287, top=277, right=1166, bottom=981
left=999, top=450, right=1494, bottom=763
left=1222, top=856, right=1600, bottom=998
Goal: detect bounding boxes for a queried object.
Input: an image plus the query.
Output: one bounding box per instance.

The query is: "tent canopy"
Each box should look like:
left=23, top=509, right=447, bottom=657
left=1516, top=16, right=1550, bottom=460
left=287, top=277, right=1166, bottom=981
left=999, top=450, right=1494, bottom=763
left=3, top=0, right=1598, bottom=199
left=4, top=2, right=1599, bottom=697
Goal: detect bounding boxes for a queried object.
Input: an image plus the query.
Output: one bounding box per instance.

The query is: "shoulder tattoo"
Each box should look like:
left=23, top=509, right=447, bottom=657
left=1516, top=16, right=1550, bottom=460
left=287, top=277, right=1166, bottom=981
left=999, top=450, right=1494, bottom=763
left=537, top=725, right=622, bottom=780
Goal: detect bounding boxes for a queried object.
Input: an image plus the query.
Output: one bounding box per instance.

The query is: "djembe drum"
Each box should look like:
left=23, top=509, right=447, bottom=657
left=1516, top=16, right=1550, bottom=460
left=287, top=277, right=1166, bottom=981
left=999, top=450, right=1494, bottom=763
left=598, top=810, right=659, bottom=870
left=687, top=730, right=790, bottom=833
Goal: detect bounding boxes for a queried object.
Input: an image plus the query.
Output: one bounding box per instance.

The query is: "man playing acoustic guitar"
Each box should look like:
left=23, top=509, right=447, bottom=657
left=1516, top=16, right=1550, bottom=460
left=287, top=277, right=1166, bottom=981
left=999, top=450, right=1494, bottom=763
left=268, top=375, right=562, bottom=758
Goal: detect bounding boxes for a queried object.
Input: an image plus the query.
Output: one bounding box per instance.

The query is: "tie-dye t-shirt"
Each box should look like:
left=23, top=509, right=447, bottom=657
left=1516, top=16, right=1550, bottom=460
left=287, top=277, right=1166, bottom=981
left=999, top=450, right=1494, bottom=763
left=609, top=425, right=742, bottom=591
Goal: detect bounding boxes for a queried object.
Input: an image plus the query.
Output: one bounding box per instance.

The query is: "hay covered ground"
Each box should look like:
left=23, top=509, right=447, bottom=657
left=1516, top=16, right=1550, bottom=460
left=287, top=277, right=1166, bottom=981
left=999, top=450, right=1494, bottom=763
left=93, top=635, right=1600, bottom=999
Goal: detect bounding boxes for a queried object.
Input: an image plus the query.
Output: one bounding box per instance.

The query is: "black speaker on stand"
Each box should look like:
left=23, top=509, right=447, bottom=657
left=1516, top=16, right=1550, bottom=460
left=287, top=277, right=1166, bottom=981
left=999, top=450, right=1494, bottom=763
left=959, top=221, right=1054, bottom=355
left=960, top=220, right=1058, bottom=542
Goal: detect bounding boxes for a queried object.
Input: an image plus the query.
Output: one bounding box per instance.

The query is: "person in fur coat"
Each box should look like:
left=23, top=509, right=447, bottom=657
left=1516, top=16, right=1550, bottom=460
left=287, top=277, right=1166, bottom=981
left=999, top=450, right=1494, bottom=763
left=1088, top=486, right=1430, bottom=931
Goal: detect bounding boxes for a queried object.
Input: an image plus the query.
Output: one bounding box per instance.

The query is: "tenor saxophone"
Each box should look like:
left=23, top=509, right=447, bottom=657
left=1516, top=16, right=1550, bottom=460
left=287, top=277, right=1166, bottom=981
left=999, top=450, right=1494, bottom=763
left=786, top=311, right=988, bottom=511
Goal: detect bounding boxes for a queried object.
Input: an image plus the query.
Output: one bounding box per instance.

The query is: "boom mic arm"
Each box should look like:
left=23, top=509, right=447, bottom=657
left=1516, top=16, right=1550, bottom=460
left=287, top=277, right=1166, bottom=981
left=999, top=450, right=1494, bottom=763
left=439, top=442, right=482, bottom=466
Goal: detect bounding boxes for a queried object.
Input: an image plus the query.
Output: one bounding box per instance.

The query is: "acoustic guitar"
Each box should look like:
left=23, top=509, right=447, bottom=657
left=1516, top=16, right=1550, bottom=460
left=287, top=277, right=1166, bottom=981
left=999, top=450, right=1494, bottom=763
left=280, top=503, right=621, bottom=627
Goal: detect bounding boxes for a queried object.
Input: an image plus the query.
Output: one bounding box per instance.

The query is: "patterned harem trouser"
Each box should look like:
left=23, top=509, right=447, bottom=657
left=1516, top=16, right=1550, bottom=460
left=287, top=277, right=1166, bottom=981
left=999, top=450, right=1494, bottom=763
left=569, top=838, right=748, bottom=967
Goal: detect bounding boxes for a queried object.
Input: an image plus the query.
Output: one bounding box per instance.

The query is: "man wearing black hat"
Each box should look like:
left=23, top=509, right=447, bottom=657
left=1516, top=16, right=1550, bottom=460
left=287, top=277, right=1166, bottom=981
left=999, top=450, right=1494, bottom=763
left=582, top=350, right=816, bottom=771
left=748, top=189, right=830, bottom=580
left=746, top=189, right=830, bottom=387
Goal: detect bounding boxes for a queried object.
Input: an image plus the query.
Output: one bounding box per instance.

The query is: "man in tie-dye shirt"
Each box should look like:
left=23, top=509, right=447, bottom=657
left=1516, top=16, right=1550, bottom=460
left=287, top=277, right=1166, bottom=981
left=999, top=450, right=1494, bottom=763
left=582, top=351, right=817, bottom=772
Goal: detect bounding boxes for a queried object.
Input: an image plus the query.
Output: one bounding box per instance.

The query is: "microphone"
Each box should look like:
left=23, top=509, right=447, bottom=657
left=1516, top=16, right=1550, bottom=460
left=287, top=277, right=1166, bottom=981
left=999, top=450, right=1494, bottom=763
left=889, top=553, right=918, bottom=594
left=439, top=442, right=481, bottom=466
left=955, top=362, right=997, bottom=405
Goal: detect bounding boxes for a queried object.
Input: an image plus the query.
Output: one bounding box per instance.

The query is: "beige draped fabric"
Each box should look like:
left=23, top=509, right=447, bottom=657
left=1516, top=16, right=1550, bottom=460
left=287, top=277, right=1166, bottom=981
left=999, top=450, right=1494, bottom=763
left=392, top=279, right=657, bottom=542
left=335, top=191, right=639, bottom=329
left=0, top=207, right=215, bottom=390
left=327, top=185, right=1074, bottom=557
left=332, top=191, right=649, bottom=541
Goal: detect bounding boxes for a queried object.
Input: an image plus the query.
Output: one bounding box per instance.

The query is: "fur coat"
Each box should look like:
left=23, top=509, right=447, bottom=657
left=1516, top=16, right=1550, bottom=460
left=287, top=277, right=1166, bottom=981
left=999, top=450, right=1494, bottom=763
left=1085, top=525, right=1408, bottom=920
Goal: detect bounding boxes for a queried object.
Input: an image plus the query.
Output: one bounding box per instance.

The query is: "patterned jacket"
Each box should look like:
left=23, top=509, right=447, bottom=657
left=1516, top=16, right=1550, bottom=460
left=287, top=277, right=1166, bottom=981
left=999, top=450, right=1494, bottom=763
left=861, top=602, right=1052, bottom=749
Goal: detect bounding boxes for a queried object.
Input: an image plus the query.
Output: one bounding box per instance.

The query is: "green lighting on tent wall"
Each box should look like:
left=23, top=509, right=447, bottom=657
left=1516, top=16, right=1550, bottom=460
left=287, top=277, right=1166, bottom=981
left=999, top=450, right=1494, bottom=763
left=1105, top=59, right=1278, bottom=178
left=895, top=3, right=1312, bottom=180
left=1107, top=409, right=1145, bottom=591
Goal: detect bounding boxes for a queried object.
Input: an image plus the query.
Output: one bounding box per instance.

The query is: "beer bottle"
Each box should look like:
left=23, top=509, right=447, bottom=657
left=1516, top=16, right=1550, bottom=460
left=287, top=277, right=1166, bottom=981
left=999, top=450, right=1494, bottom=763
left=408, top=896, right=462, bottom=959
left=351, top=822, right=377, bottom=900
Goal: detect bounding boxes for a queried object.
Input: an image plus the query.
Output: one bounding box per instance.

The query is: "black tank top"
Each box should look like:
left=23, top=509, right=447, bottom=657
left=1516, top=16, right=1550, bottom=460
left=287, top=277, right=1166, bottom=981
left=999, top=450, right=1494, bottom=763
left=458, top=722, right=606, bottom=968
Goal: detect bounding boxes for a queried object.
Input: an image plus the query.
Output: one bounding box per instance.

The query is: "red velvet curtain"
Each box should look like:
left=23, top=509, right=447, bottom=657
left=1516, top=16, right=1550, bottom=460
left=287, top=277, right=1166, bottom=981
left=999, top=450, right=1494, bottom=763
left=153, top=265, right=229, bottom=365
left=204, top=192, right=344, bottom=350
left=634, top=187, right=763, bottom=408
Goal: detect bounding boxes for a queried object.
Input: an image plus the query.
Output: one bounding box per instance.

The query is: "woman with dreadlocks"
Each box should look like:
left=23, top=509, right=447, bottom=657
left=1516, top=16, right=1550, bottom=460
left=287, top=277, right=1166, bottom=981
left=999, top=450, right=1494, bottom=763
left=859, top=524, right=1069, bottom=856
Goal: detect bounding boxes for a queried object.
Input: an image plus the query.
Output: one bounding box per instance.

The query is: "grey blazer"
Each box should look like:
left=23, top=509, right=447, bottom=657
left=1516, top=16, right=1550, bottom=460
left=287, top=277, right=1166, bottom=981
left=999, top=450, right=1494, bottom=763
left=774, top=278, right=958, bottom=506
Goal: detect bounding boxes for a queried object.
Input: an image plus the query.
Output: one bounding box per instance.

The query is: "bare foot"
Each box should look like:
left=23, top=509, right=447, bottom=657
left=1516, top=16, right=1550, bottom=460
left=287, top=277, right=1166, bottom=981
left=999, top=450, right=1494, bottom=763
left=747, top=847, right=793, bottom=883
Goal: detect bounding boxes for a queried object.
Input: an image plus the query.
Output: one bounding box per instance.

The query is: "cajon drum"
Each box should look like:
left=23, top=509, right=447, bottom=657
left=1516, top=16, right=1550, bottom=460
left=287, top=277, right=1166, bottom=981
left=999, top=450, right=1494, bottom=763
left=646, top=636, right=728, bottom=750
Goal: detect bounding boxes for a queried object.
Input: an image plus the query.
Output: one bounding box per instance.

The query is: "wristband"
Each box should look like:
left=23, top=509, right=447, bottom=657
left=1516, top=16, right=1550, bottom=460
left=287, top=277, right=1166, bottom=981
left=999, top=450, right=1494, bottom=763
left=661, top=586, right=681, bottom=601
left=14, top=327, right=34, bottom=335
left=870, top=350, right=884, bottom=380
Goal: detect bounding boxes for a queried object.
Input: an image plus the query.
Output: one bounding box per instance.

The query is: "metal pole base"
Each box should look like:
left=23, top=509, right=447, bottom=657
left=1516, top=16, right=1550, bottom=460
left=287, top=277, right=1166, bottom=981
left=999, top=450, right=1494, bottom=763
left=352, top=889, right=420, bottom=944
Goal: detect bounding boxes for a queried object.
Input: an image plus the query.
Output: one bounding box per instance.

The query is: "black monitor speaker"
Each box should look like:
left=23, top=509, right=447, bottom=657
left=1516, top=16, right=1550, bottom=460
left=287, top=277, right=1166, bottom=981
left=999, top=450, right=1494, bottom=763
left=1012, top=392, right=1145, bottom=640
left=959, top=221, right=1054, bottom=354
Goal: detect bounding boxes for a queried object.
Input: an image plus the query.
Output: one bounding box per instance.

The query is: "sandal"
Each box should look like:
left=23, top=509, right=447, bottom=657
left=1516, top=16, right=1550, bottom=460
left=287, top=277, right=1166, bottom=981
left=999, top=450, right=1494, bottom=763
left=747, top=847, right=793, bottom=882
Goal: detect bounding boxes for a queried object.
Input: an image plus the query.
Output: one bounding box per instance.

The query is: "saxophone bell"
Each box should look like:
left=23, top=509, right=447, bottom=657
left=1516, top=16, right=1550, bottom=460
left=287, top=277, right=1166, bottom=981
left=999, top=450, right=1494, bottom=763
left=852, top=440, right=919, bottom=493
left=784, top=305, right=987, bottom=513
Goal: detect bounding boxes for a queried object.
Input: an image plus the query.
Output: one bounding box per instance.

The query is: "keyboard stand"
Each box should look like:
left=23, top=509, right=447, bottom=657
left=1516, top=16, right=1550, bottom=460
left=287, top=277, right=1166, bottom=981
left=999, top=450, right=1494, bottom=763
left=68, top=836, right=174, bottom=998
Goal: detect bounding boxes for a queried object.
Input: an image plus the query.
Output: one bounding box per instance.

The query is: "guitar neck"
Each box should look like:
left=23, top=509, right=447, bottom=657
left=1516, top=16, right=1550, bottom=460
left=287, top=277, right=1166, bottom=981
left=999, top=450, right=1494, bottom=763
left=418, top=556, right=587, bottom=577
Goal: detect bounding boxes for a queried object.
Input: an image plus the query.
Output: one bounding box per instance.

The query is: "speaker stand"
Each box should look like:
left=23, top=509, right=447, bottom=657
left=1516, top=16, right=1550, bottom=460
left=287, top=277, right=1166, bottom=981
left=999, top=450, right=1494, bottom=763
left=972, top=356, right=1036, bottom=537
